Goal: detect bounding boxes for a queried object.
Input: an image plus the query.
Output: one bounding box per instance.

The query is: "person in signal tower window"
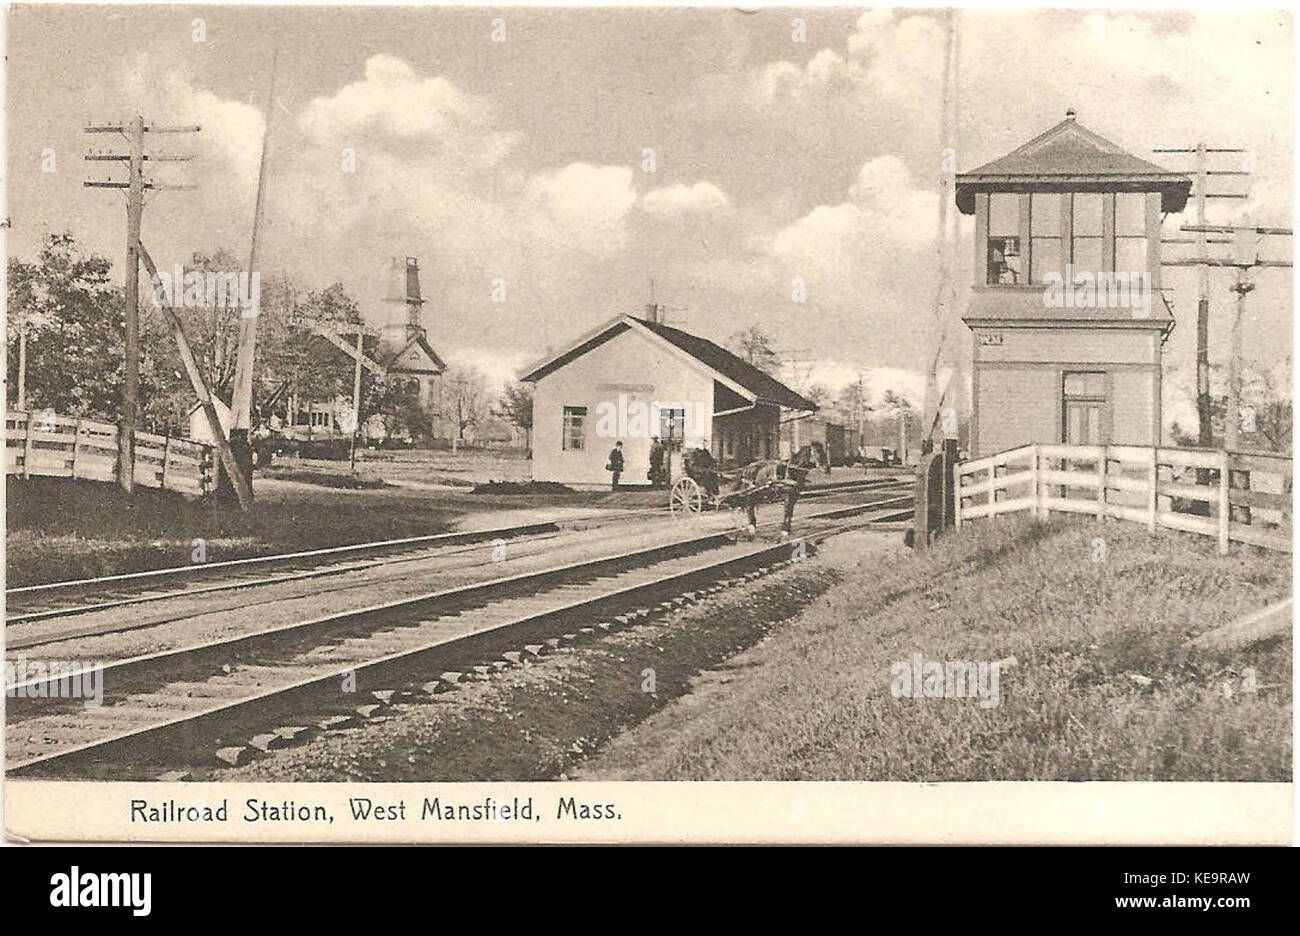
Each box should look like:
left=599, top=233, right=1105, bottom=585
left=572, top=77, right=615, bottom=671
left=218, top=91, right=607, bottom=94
left=607, top=440, right=624, bottom=491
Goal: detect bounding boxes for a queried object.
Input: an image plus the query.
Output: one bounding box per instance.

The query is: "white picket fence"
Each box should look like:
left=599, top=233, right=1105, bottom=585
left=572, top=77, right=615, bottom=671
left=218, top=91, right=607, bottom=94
left=5, top=409, right=214, bottom=497
left=954, top=443, right=1291, bottom=554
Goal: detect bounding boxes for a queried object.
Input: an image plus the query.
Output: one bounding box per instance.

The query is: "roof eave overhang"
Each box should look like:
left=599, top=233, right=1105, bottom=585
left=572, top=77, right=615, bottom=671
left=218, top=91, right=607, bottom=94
left=963, top=316, right=1172, bottom=330
left=955, top=176, right=1192, bottom=215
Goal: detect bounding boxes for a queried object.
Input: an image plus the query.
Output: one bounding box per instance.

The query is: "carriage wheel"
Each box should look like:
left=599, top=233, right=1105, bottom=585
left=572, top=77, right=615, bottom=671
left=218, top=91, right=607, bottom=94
left=669, top=477, right=704, bottom=517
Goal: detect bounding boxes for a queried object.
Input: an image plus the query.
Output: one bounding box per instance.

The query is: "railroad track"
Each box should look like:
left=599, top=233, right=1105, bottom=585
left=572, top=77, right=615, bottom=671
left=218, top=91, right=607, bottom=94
left=6, top=493, right=911, bottom=779
left=6, top=476, right=910, bottom=625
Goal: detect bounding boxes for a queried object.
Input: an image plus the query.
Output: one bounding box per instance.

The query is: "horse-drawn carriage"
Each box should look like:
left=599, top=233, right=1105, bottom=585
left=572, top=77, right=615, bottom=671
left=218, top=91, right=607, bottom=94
left=668, top=445, right=825, bottom=535
left=667, top=470, right=801, bottom=517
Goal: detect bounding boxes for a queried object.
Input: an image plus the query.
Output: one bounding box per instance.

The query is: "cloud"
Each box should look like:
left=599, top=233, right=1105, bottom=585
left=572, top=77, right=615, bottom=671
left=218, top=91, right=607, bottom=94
left=298, top=54, right=516, bottom=169
left=642, top=181, right=731, bottom=217
left=526, top=162, right=638, bottom=255
left=770, top=155, right=937, bottom=278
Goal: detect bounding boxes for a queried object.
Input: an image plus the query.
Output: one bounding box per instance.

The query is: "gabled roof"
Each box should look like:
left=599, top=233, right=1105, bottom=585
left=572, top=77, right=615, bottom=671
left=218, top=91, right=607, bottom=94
left=956, top=114, right=1191, bottom=214
left=518, top=314, right=817, bottom=412
left=382, top=332, right=447, bottom=374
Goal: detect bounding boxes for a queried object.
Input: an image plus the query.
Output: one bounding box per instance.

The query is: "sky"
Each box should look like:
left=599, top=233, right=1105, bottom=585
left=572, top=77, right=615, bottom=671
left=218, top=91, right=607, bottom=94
left=4, top=5, right=1294, bottom=425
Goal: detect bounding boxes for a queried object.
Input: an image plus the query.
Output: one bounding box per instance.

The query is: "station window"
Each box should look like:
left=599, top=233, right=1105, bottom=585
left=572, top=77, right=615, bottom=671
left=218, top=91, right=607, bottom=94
left=987, top=193, right=1023, bottom=284
left=1072, top=193, right=1104, bottom=279
left=1030, top=194, right=1062, bottom=284
left=1063, top=372, right=1106, bottom=400
left=659, top=407, right=686, bottom=447
left=1062, top=372, right=1107, bottom=446
left=562, top=406, right=586, bottom=451
left=1115, top=193, right=1148, bottom=276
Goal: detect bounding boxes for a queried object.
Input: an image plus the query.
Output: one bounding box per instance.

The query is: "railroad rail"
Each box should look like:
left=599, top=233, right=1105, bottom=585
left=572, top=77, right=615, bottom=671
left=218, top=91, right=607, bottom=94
left=6, top=494, right=911, bottom=779
left=7, top=476, right=909, bottom=624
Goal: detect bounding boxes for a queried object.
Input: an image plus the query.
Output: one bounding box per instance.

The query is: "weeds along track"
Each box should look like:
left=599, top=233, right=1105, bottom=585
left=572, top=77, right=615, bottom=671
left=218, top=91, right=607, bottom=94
left=5, top=495, right=911, bottom=779
left=6, top=477, right=909, bottom=628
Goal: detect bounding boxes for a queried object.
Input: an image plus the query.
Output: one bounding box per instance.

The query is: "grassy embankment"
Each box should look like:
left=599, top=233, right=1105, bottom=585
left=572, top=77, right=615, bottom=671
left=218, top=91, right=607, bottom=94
left=3, top=477, right=476, bottom=586
left=581, top=516, right=1291, bottom=782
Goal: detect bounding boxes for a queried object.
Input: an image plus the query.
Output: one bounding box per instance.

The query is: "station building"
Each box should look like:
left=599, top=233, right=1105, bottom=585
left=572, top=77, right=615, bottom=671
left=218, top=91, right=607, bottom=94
left=520, top=312, right=817, bottom=487
left=955, top=111, right=1192, bottom=457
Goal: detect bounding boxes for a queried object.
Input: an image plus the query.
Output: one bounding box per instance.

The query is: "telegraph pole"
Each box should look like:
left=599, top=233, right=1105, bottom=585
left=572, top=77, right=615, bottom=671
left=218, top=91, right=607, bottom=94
left=350, top=330, right=364, bottom=473
left=1166, top=222, right=1292, bottom=451
left=85, top=117, right=198, bottom=493
left=16, top=315, right=27, bottom=410
left=1152, top=142, right=1250, bottom=445
left=921, top=7, right=959, bottom=453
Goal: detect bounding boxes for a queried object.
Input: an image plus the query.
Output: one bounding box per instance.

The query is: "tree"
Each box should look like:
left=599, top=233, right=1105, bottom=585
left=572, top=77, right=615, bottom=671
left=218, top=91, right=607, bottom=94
left=802, top=383, right=831, bottom=408
left=727, top=326, right=781, bottom=375
left=866, top=389, right=920, bottom=453
left=5, top=233, right=128, bottom=422
left=368, top=378, right=431, bottom=441
left=836, top=375, right=872, bottom=436
left=494, top=382, right=534, bottom=449
left=1173, top=357, right=1292, bottom=453
left=441, top=365, right=489, bottom=445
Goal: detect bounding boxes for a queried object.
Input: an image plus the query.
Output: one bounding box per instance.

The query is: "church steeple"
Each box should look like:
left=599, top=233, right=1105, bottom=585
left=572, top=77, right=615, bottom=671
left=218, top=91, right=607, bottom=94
left=384, top=255, right=426, bottom=339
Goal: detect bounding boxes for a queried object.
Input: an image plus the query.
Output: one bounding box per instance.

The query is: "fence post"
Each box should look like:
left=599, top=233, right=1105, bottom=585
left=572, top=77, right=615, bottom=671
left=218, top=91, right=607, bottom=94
left=1096, top=446, right=1107, bottom=521
left=1034, top=446, right=1045, bottom=520
left=72, top=417, right=84, bottom=479
left=160, top=430, right=171, bottom=492
left=1148, top=448, right=1158, bottom=531
left=21, top=412, right=33, bottom=480
left=1218, top=450, right=1231, bottom=555
left=954, top=462, right=963, bottom=530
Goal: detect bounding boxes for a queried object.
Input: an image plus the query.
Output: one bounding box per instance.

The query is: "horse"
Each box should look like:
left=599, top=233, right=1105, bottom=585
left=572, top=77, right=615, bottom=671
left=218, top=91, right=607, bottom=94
left=730, top=444, right=826, bottom=537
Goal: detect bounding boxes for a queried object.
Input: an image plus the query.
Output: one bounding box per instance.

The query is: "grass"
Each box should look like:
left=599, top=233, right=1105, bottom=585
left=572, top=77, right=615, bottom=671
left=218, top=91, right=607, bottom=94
left=4, top=476, right=476, bottom=586
left=275, top=447, right=533, bottom=487
left=262, top=469, right=392, bottom=490
left=580, top=517, right=1292, bottom=781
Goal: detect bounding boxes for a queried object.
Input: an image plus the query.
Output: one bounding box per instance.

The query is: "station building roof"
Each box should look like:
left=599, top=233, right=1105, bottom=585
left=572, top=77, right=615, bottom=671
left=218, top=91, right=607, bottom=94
left=955, top=113, right=1192, bottom=214
left=519, top=314, right=818, bottom=412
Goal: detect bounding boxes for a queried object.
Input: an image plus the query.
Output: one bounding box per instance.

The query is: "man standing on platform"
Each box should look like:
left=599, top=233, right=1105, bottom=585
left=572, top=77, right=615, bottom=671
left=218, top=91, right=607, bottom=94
left=607, top=440, right=624, bottom=491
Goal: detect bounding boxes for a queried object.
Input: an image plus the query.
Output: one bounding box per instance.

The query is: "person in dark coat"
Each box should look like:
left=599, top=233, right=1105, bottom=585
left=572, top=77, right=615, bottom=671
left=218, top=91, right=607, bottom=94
left=607, top=441, right=624, bottom=490
left=683, top=441, right=720, bottom=496
left=648, top=437, right=666, bottom=488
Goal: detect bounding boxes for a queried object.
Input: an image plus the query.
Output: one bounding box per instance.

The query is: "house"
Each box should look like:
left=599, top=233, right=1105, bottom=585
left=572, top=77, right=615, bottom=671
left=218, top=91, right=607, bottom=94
left=954, top=110, right=1192, bottom=457
left=519, top=311, right=817, bottom=487
left=187, top=397, right=233, bottom=447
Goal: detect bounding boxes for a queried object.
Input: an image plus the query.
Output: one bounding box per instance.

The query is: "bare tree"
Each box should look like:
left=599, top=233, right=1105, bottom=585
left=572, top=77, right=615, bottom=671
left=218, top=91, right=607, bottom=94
left=727, top=326, right=781, bottom=375
left=441, top=365, right=489, bottom=446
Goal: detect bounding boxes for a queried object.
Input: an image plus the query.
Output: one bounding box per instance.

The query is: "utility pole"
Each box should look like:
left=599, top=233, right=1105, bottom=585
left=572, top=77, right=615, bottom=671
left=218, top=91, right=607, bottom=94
left=1166, top=222, right=1292, bottom=451
left=230, top=48, right=279, bottom=503
left=16, top=315, right=27, bottom=410
left=85, top=117, right=198, bottom=493
left=350, top=330, right=364, bottom=473
left=921, top=7, right=959, bottom=453
left=1152, top=142, right=1250, bottom=445
left=1227, top=268, right=1254, bottom=452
